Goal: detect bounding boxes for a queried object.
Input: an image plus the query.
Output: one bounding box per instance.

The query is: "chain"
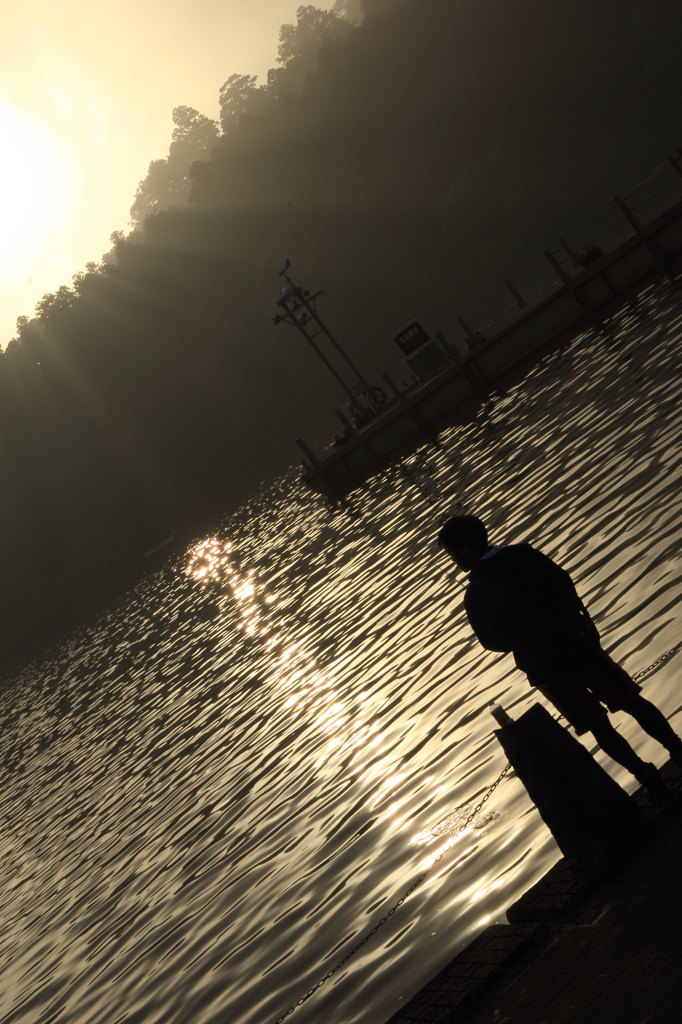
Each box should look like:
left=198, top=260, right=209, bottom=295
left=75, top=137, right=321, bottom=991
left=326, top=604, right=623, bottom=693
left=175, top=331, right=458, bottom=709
left=631, top=640, right=682, bottom=682
left=273, top=642, right=682, bottom=1023
left=273, top=762, right=513, bottom=1024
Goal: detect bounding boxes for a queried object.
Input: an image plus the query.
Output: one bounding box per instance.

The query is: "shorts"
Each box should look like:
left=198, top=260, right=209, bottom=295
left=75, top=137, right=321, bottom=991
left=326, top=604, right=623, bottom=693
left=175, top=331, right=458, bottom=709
left=535, top=649, right=641, bottom=735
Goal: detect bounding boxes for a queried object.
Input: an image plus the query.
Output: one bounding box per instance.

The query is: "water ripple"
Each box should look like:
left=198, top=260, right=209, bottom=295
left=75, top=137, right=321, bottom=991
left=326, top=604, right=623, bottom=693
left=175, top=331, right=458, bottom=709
left=0, top=283, right=681, bottom=1024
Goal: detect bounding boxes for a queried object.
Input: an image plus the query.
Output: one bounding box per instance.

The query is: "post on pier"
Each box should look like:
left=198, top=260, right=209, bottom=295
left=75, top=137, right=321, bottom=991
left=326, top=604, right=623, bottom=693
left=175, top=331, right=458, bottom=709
left=493, top=703, right=647, bottom=872
left=558, top=238, right=623, bottom=306
left=613, top=194, right=677, bottom=284
left=457, top=316, right=486, bottom=349
left=335, top=409, right=382, bottom=472
left=668, top=153, right=682, bottom=181
left=504, top=279, right=527, bottom=308
left=296, top=438, right=343, bottom=503
left=558, top=238, right=582, bottom=269
left=435, top=331, right=489, bottom=402
left=543, top=249, right=602, bottom=330
left=382, top=372, right=436, bottom=443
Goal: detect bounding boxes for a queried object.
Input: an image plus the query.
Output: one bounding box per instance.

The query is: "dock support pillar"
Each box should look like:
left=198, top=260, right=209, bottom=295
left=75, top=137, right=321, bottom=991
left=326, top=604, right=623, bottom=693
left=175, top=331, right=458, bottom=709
left=558, top=238, right=623, bottom=306
left=296, top=438, right=342, bottom=502
left=613, top=194, right=676, bottom=284
left=494, top=703, right=647, bottom=871
left=504, top=279, right=527, bottom=308
left=543, top=250, right=603, bottom=331
left=558, top=237, right=582, bottom=268
left=335, top=409, right=383, bottom=472
left=457, top=316, right=486, bottom=349
left=669, top=153, right=682, bottom=181
left=436, top=331, right=489, bottom=401
left=381, top=373, right=437, bottom=444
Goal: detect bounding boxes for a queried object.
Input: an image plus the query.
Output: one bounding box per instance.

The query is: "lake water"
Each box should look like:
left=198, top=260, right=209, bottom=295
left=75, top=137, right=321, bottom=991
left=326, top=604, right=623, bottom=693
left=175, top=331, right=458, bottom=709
left=1, top=282, right=681, bottom=1024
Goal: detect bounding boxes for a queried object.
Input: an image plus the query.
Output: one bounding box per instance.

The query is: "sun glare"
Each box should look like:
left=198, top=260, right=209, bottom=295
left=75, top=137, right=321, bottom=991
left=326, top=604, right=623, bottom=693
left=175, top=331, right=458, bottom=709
left=0, top=103, right=73, bottom=279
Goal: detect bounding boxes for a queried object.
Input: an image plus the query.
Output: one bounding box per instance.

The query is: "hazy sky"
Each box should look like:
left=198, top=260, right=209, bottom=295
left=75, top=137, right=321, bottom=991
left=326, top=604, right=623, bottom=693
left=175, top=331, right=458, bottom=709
left=0, top=0, right=303, bottom=347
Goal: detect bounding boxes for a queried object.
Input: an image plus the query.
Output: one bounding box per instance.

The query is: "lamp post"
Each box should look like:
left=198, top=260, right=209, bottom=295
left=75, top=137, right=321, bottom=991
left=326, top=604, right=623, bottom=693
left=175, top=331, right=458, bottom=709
left=272, top=260, right=386, bottom=412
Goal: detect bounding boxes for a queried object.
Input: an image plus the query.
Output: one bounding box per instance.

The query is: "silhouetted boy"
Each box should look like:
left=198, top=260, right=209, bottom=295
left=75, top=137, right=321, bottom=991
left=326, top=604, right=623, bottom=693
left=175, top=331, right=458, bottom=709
left=437, top=514, right=682, bottom=801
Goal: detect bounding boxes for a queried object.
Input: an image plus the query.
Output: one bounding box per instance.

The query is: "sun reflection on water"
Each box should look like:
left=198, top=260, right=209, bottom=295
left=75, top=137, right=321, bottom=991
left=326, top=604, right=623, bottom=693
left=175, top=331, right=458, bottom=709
left=184, top=535, right=453, bottom=854
left=183, top=533, right=507, bottom=930
left=1, top=287, right=681, bottom=1024
left=185, top=537, right=381, bottom=760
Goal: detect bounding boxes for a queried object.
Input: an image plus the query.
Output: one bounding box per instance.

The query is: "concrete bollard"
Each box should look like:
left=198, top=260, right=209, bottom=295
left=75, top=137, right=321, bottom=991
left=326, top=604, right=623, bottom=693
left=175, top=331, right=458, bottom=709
left=493, top=703, right=647, bottom=872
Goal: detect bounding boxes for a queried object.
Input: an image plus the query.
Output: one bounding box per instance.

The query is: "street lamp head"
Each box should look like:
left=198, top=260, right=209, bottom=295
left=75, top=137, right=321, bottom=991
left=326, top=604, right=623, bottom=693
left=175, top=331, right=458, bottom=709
left=280, top=285, right=296, bottom=299
left=272, top=314, right=282, bottom=324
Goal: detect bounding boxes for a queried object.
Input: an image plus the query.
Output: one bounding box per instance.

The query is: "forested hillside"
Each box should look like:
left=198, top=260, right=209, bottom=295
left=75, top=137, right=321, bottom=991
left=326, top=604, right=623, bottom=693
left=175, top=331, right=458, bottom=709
left=2, top=0, right=681, bottom=664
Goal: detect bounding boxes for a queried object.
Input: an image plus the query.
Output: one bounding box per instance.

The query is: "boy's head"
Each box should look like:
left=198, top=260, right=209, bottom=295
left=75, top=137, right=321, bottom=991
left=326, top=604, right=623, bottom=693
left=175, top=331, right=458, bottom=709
left=437, top=515, right=488, bottom=570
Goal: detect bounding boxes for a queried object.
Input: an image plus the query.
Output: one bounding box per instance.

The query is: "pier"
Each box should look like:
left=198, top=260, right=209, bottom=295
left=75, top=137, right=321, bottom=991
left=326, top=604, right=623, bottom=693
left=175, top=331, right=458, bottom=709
left=384, top=760, right=682, bottom=1024
left=383, top=692, right=682, bottom=1024
left=297, top=153, right=682, bottom=500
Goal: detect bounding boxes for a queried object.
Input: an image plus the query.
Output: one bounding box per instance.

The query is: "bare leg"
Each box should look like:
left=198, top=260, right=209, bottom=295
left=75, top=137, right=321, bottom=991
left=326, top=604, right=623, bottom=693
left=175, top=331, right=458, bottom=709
left=623, top=695, right=682, bottom=756
left=590, top=716, right=671, bottom=801
left=590, top=717, right=647, bottom=775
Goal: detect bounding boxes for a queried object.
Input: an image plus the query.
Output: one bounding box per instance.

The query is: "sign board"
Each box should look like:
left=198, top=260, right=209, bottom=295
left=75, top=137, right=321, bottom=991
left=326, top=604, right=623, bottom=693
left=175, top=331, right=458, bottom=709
left=393, top=319, right=430, bottom=357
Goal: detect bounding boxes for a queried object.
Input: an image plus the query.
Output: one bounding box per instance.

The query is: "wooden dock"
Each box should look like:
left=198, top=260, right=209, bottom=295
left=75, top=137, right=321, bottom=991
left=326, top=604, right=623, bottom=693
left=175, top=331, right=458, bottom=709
left=384, top=761, right=682, bottom=1024
left=297, top=157, right=682, bottom=500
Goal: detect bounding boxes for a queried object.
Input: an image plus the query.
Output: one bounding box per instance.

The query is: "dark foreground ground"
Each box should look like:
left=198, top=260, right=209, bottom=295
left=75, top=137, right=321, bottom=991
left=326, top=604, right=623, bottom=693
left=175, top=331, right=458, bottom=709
left=387, top=759, right=682, bottom=1024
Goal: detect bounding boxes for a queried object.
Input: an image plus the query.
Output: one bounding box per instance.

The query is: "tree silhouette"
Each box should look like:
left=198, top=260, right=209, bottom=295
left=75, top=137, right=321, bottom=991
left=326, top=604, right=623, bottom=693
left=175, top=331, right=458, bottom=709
left=277, top=4, right=352, bottom=66
left=130, top=107, right=219, bottom=228
left=219, top=74, right=268, bottom=133
left=1, top=0, right=681, bottom=667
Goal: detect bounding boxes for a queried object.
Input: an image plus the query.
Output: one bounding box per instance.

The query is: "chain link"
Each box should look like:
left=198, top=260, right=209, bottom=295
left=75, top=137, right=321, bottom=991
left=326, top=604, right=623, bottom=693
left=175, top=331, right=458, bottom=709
left=632, top=640, right=682, bottom=681
left=274, top=762, right=513, bottom=1023
left=274, top=641, right=681, bottom=1023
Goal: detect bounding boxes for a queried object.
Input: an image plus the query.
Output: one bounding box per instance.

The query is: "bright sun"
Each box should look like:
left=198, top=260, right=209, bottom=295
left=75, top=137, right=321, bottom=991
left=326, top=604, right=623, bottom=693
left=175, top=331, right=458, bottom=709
left=0, top=102, right=73, bottom=279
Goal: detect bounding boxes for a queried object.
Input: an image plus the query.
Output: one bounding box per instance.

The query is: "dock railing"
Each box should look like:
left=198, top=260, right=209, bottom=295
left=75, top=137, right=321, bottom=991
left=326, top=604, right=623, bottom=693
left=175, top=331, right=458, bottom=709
left=298, top=148, right=682, bottom=494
